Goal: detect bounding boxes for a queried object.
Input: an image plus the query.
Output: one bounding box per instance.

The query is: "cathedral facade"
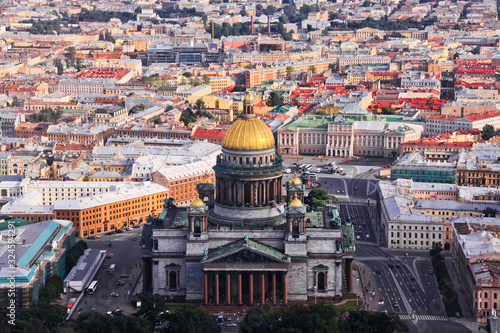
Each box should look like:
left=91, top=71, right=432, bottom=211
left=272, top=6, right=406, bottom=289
left=141, top=93, right=355, bottom=305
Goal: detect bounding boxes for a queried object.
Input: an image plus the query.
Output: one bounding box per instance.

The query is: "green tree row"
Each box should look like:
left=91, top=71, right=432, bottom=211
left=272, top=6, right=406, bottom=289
left=331, top=16, right=439, bottom=31
left=71, top=8, right=137, bottom=23
left=241, top=302, right=409, bottom=333
left=27, top=108, right=64, bottom=123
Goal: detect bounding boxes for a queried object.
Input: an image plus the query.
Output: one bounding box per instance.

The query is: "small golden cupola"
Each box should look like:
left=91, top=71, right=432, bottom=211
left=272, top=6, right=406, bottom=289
left=290, top=194, right=302, bottom=207
left=200, top=173, right=213, bottom=184
left=290, top=172, right=302, bottom=185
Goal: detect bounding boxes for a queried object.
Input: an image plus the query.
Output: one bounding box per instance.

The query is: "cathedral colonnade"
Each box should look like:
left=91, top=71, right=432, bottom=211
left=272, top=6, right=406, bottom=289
left=203, top=270, right=288, bottom=306
left=215, top=178, right=283, bottom=207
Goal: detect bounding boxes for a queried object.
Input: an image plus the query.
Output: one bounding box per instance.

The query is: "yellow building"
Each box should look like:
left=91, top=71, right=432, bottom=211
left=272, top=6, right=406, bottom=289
left=208, top=77, right=231, bottom=92
left=133, top=39, right=151, bottom=52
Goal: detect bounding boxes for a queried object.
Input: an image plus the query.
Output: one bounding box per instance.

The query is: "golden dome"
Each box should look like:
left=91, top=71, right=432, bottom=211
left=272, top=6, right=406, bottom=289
left=243, top=92, right=254, bottom=102
left=200, top=173, right=212, bottom=184
left=290, top=172, right=302, bottom=185
left=222, top=117, right=275, bottom=150
left=191, top=196, right=205, bottom=206
left=290, top=194, right=302, bottom=207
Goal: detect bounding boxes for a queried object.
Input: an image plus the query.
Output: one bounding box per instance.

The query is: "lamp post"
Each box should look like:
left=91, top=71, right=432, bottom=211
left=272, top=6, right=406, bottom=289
left=356, top=277, right=359, bottom=307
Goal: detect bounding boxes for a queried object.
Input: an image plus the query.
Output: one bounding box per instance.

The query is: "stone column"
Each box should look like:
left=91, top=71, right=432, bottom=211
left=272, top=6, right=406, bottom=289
left=228, top=181, right=232, bottom=205
left=215, top=273, right=219, bottom=305
left=284, top=273, right=288, bottom=304
left=242, top=183, right=245, bottom=206
left=258, top=183, right=262, bottom=206
left=249, top=273, right=254, bottom=304
left=237, top=182, right=242, bottom=206
left=265, top=181, right=270, bottom=205
left=227, top=273, right=231, bottom=305
left=272, top=273, right=276, bottom=305
left=204, top=272, right=208, bottom=305
left=238, top=273, right=242, bottom=305
left=233, top=183, right=237, bottom=206
left=261, top=273, right=265, bottom=304
left=250, top=183, right=254, bottom=206
left=254, top=183, right=258, bottom=206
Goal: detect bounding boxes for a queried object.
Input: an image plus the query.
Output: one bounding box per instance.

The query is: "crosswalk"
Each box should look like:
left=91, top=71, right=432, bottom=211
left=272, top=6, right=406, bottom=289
left=355, top=256, right=389, bottom=261
left=355, top=241, right=378, bottom=246
left=399, top=314, right=448, bottom=321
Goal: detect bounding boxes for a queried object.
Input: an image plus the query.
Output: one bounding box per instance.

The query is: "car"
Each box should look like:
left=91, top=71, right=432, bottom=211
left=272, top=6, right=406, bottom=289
left=116, top=280, right=127, bottom=286
left=341, top=190, right=345, bottom=193
left=226, top=317, right=232, bottom=321
left=384, top=165, right=389, bottom=168
left=108, top=243, right=114, bottom=247
left=388, top=263, right=394, bottom=268
left=358, top=225, right=362, bottom=230
left=378, top=299, right=384, bottom=305
left=410, top=276, right=416, bottom=281
left=132, top=225, right=141, bottom=229
left=125, top=227, right=132, bottom=231
left=372, top=290, right=376, bottom=296
left=341, top=173, right=346, bottom=176
left=354, top=187, right=358, bottom=190
left=365, top=234, right=370, bottom=239
left=87, top=235, right=96, bottom=239
left=115, top=229, right=124, bottom=233
left=362, top=222, right=366, bottom=226
left=95, top=277, right=101, bottom=282
left=337, top=190, right=340, bottom=193
left=410, top=286, right=416, bottom=292
left=102, top=264, right=108, bottom=269
left=429, top=269, right=434, bottom=275
left=96, top=234, right=101, bottom=238
left=369, top=168, right=373, bottom=171
left=285, top=168, right=292, bottom=173
left=110, top=292, right=119, bottom=297
left=375, top=269, right=381, bottom=275
left=356, top=235, right=361, bottom=240
left=120, top=274, right=130, bottom=279
left=132, top=237, right=137, bottom=241
left=106, top=252, right=113, bottom=258
left=106, top=231, right=115, bottom=235
left=226, top=323, right=238, bottom=327
left=393, top=301, right=399, bottom=307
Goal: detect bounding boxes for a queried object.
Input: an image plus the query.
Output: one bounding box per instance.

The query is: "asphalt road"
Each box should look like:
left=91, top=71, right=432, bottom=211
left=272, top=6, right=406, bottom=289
left=72, top=228, right=143, bottom=317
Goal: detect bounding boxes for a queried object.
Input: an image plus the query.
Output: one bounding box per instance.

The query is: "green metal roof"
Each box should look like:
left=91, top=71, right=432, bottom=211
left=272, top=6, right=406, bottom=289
left=282, top=114, right=330, bottom=131
left=203, top=237, right=290, bottom=263
left=17, top=221, right=59, bottom=268
left=0, top=218, right=29, bottom=231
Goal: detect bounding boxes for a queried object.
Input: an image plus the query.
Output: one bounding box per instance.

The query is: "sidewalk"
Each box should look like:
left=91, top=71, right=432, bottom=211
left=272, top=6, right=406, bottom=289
left=353, top=261, right=377, bottom=311
left=114, top=263, right=144, bottom=315
left=444, top=256, right=473, bottom=319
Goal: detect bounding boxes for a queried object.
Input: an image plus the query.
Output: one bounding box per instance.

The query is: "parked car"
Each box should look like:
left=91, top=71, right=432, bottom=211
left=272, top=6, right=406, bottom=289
left=410, top=286, right=416, bottom=292
left=110, top=292, right=119, bottom=297
left=365, top=234, right=370, bottom=239
left=108, top=243, right=114, bottom=247
left=116, top=280, right=127, bottom=286
left=87, top=235, right=96, bottom=240
left=119, top=274, right=130, bottom=279
left=378, top=299, right=384, bottom=305
left=429, top=269, right=434, bottom=275
left=356, top=235, right=361, bottom=240
left=393, top=301, right=399, bottom=307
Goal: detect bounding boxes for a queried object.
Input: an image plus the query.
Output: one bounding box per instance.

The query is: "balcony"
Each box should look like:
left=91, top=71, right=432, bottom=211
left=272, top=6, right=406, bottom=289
left=214, top=154, right=283, bottom=175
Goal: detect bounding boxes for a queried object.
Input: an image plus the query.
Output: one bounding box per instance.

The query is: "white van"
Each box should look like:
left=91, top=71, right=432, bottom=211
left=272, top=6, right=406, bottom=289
left=285, top=168, right=292, bottom=173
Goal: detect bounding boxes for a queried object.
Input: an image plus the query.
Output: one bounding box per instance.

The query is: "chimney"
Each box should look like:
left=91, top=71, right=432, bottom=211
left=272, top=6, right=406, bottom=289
left=22, top=239, right=26, bottom=245
left=211, top=21, right=214, bottom=39
left=268, top=16, right=271, bottom=35
left=251, top=16, right=254, bottom=35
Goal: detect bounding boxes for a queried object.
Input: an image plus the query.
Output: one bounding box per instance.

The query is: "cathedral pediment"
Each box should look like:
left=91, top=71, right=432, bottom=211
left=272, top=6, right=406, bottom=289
left=202, top=237, right=290, bottom=264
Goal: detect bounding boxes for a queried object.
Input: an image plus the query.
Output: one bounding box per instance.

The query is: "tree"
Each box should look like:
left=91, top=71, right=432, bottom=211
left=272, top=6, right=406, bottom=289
left=166, top=306, right=220, bottom=333
left=307, top=23, right=313, bottom=32
left=75, top=58, right=84, bottom=72
left=329, top=63, right=337, bottom=72
left=11, top=96, right=20, bottom=107
left=154, top=117, right=162, bottom=124
left=363, top=0, right=371, bottom=7
left=240, top=9, right=247, bottom=17
left=286, top=66, right=294, bottom=76
left=129, top=104, right=146, bottom=114
left=202, top=74, right=210, bottom=85
left=267, top=91, right=283, bottom=107
left=339, top=310, right=409, bottom=333
left=180, top=108, right=197, bottom=126
left=481, top=124, right=496, bottom=140
left=309, top=65, right=316, bottom=74
left=182, top=72, right=192, bottom=78
left=430, top=241, right=443, bottom=256
left=53, top=59, right=64, bottom=75
left=64, top=46, right=76, bottom=68
left=304, top=188, right=337, bottom=207
left=27, top=108, right=64, bottom=123
left=483, top=207, right=498, bottom=217
left=381, top=106, right=396, bottom=115
left=471, top=46, right=481, bottom=55
left=263, top=5, right=276, bottom=16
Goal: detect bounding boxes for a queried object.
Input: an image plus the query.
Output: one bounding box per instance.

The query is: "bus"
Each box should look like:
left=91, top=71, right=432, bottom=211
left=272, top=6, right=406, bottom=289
left=296, top=163, right=304, bottom=171
left=108, top=264, right=116, bottom=274
left=304, top=164, right=312, bottom=172
left=217, top=312, right=224, bottom=325
left=86, top=280, right=99, bottom=294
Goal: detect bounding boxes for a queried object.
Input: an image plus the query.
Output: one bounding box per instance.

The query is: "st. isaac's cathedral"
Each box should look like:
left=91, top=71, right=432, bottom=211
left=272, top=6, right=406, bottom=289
left=141, top=93, right=355, bottom=306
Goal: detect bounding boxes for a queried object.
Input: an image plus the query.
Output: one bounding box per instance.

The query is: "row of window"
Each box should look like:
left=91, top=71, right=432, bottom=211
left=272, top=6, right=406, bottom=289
left=391, top=232, right=442, bottom=239
left=390, top=225, right=442, bottom=231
